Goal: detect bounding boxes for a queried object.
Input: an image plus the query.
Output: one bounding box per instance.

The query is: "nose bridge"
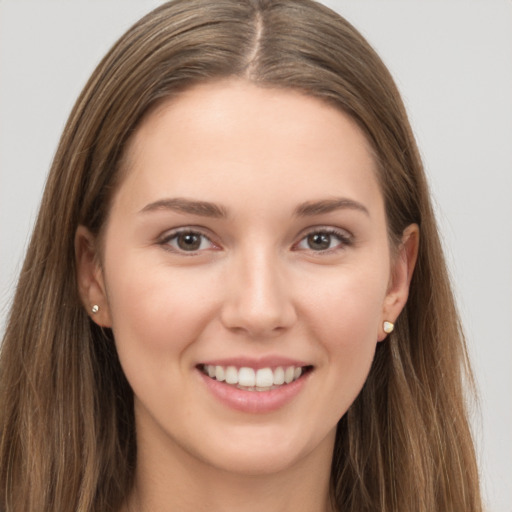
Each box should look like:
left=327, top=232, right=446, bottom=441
left=220, top=242, right=296, bottom=336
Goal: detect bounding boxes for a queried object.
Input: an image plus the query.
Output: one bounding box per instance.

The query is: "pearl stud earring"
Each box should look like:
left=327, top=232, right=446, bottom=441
left=383, top=321, right=394, bottom=334
left=91, top=304, right=100, bottom=314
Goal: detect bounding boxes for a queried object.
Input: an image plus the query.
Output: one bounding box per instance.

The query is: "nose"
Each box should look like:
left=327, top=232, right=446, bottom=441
left=219, top=248, right=297, bottom=338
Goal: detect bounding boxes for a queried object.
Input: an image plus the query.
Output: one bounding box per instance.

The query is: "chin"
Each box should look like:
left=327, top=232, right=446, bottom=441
left=192, top=423, right=336, bottom=477
left=203, top=446, right=305, bottom=476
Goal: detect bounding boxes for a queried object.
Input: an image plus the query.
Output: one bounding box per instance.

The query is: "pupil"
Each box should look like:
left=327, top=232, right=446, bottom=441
left=308, top=233, right=330, bottom=250
left=178, top=233, right=201, bottom=251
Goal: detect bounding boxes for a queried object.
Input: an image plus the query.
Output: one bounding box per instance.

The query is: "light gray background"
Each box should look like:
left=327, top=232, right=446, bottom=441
left=0, top=1, right=511, bottom=510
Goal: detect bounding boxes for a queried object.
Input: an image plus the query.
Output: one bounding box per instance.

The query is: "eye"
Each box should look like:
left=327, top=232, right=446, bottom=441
left=161, top=230, right=217, bottom=253
left=295, top=228, right=352, bottom=252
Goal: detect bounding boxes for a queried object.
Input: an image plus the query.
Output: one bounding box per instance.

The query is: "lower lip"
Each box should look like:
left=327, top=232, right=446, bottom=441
left=198, top=369, right=310, bottom=414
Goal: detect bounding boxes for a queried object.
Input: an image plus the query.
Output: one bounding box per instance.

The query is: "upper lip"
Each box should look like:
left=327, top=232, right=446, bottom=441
left=197, top=356, right=312, bottom=370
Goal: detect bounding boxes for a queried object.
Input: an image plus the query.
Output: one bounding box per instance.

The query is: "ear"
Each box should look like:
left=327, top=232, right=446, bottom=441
left=75, top=225, right=112, bottom=327
left=378, top=224, right=419, bottom=341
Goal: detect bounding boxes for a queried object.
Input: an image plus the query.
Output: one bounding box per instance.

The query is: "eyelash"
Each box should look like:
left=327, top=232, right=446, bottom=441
left=294, top=227, right=353, bottom=253
left=159, top=227, right=353, bottom=255
left=159, top=229, right=218, bottom=255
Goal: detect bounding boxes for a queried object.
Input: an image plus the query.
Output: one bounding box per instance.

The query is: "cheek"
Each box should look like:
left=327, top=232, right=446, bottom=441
left=299, top=264, right=387, bottom=406
left=104, top=255, right=219, bottom=372
left=319, top=289, right=382, bottom=381
left=302, top=262, right=388, bottom=344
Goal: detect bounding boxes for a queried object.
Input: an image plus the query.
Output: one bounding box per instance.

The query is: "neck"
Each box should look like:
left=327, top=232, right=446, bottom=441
left=124, top=425, right=336, bottom=512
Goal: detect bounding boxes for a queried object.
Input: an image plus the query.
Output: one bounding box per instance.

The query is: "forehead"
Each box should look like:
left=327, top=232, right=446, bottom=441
left=114, top=79, right=382, bottom=216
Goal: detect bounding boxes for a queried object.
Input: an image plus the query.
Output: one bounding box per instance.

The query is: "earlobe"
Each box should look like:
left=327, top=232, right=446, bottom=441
left=379, top=224, right=419, bottom=341
left=75, top=226, right=112, bottom=327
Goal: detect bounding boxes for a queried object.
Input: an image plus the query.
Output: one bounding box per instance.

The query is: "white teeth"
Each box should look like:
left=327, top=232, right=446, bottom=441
left=238, top=367, right=256, bottom=387
left=256, top=368, right=274, bottom=387
left=284, top=366, right=295, bottom=384
left=273, top=367, right=285, bottom=385
left=215, top=365, right=225, bottom=382
left=225, top=366, right=238, bottom=385
left=202, top=364, right=307, bottom=390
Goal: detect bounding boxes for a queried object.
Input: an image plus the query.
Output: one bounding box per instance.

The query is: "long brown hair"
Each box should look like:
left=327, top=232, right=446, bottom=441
left=0, top=1, right=482, bottom=510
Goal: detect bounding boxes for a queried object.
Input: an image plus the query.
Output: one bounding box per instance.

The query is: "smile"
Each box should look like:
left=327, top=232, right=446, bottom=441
left=199, top=364, right=312, bottom=392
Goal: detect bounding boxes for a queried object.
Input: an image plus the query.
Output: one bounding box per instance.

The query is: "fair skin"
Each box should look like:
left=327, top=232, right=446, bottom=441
left=76, top=80, right=418, bottom=512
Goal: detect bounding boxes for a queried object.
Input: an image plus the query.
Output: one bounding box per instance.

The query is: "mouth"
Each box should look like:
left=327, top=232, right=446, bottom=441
left=197, top=364, right=313, bottom=392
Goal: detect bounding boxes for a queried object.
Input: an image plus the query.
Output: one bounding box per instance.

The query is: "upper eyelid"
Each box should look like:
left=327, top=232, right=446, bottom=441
left=296, top=225, right=353, bottom=240
left=158, top=226, right=215, bottom=242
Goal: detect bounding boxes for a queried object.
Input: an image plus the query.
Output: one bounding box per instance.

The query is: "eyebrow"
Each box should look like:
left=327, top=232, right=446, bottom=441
left=294, top=198, right=370, bottom=217
left=139, top=196, right=369, bottom=219
left=139, top=198, right=228, bottom=218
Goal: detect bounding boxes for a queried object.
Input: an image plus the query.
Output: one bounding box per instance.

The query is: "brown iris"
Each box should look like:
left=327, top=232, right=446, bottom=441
left=177, top=233, right=202, bottom=251
left=307, top=233, right=331, bottom=250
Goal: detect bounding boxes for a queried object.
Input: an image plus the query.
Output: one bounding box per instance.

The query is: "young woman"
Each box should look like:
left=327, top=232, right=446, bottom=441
left=0, top=1, right=482, bottom=511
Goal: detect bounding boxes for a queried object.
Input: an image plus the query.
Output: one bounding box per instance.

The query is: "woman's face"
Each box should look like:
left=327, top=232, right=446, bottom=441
left=78, top=80, right=415, bottom=476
